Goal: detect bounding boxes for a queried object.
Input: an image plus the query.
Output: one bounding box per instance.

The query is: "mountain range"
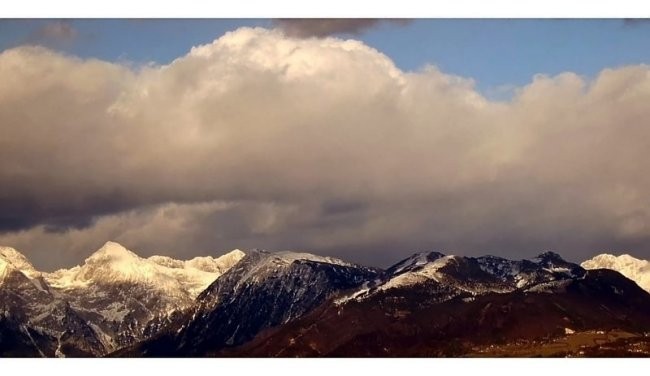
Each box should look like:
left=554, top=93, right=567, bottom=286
left=0, top=242, right=243, bottom=356
left=2, top=242, right=650, bottom=357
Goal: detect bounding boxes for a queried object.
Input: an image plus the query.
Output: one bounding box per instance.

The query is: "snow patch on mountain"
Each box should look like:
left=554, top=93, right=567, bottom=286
left=273, top=251, right=351, bottom=266
left=0, top=247, right=49, bottom=293
left=334, top=283, right=371, bottom=305
left=147, top=249, right=245, bottom=296
left=476, top=256, right=520, bottom=278
left=525, top=279, right=572, bottom=294
left=582, top=253, right=650, bottom=292
left=0, top=257, right=8, bottom=279
left=187, top=251, right=244, bottom=272
left=45, top=242, right=245, bottom=298
left=0, top=246, right=41, bottom=279
left=46, top=242, right=180, bottom=291
left=336, top=251, right=588, bottom=306
left=225, top=250, right=353, bottom=289
left=388, top=253, right=431, bottom=274
left=379, top=255, right=456, bottom=291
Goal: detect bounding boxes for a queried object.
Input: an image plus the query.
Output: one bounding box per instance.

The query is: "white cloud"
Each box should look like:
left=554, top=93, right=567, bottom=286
left=1, top=27, right=650, bottom=268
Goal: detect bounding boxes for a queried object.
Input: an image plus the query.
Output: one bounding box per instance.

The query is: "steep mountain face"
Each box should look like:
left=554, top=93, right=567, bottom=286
left=222, top=252, right=650, bottom=357
left=0, top=246, right=41, bottom=279
left=43, top=241, right=245, bottom=351
left=119, top=250, right=380, bottom=356
left=0, top=313, right=58, bottom=358
left=0, top=247, right=105, bottom=357
left=582, top=254, right=650, bottom=292
left=0, top=242, right=244, bottom=356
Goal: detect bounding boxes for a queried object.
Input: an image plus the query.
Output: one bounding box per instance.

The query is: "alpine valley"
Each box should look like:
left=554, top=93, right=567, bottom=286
left=2, top=242, right=650, bottom=357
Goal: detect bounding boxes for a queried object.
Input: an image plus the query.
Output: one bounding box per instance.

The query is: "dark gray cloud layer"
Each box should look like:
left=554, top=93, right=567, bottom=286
left=273, top=19, right=410, bottom=37
left=1, top=28, right=650, bottom=270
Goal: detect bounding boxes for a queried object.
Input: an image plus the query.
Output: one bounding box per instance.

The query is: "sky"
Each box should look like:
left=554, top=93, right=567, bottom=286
left=1, top=19, right=650, bottom=269
left=2, top=19, right=650, bottom=97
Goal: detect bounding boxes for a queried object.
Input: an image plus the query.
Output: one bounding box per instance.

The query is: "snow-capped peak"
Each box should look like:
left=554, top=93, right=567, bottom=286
left=45, top=243, right=245, bottom=298
left=85, top=241, right=139, bottom=263
left=0, top=246, right=41, bottom=279
left=147, top=249, right=245, bottom=273
left=581, top=253, right=650, bottom=292
left=46, top=242, right=180, bottom=290
left=386, top=251, right=446, bottom=275
left=582, top=253, right=645, bottom=269
left=185, top=249, right=246, bottom=273
left=378, top=255, right=456, bottom=291
left=146, top=249, right=246, bottom=296
left=211, top=250, right=358, bottom=293
left=272, top=251, right=350, bottom=266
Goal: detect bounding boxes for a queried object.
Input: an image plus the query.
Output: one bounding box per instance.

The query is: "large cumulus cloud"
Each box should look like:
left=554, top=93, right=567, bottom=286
left=1, top=27, right=650, bottom=269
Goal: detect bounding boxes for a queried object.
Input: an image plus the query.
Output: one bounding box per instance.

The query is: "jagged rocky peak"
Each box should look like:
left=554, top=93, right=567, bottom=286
left=531, top=250, right=585, bottom=277
left=147, top=255, right=184, bottom=269
left=145, top=249, right=245, bottom=279
left=0, top=246, right=40, bottom=279
left=52, top=241, right=178, bottom=288
left=534, top=250, right=567, bottom=263
left=185, top=249, right=246, bottom=273
left=148, top=249, right=245, bottom=271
